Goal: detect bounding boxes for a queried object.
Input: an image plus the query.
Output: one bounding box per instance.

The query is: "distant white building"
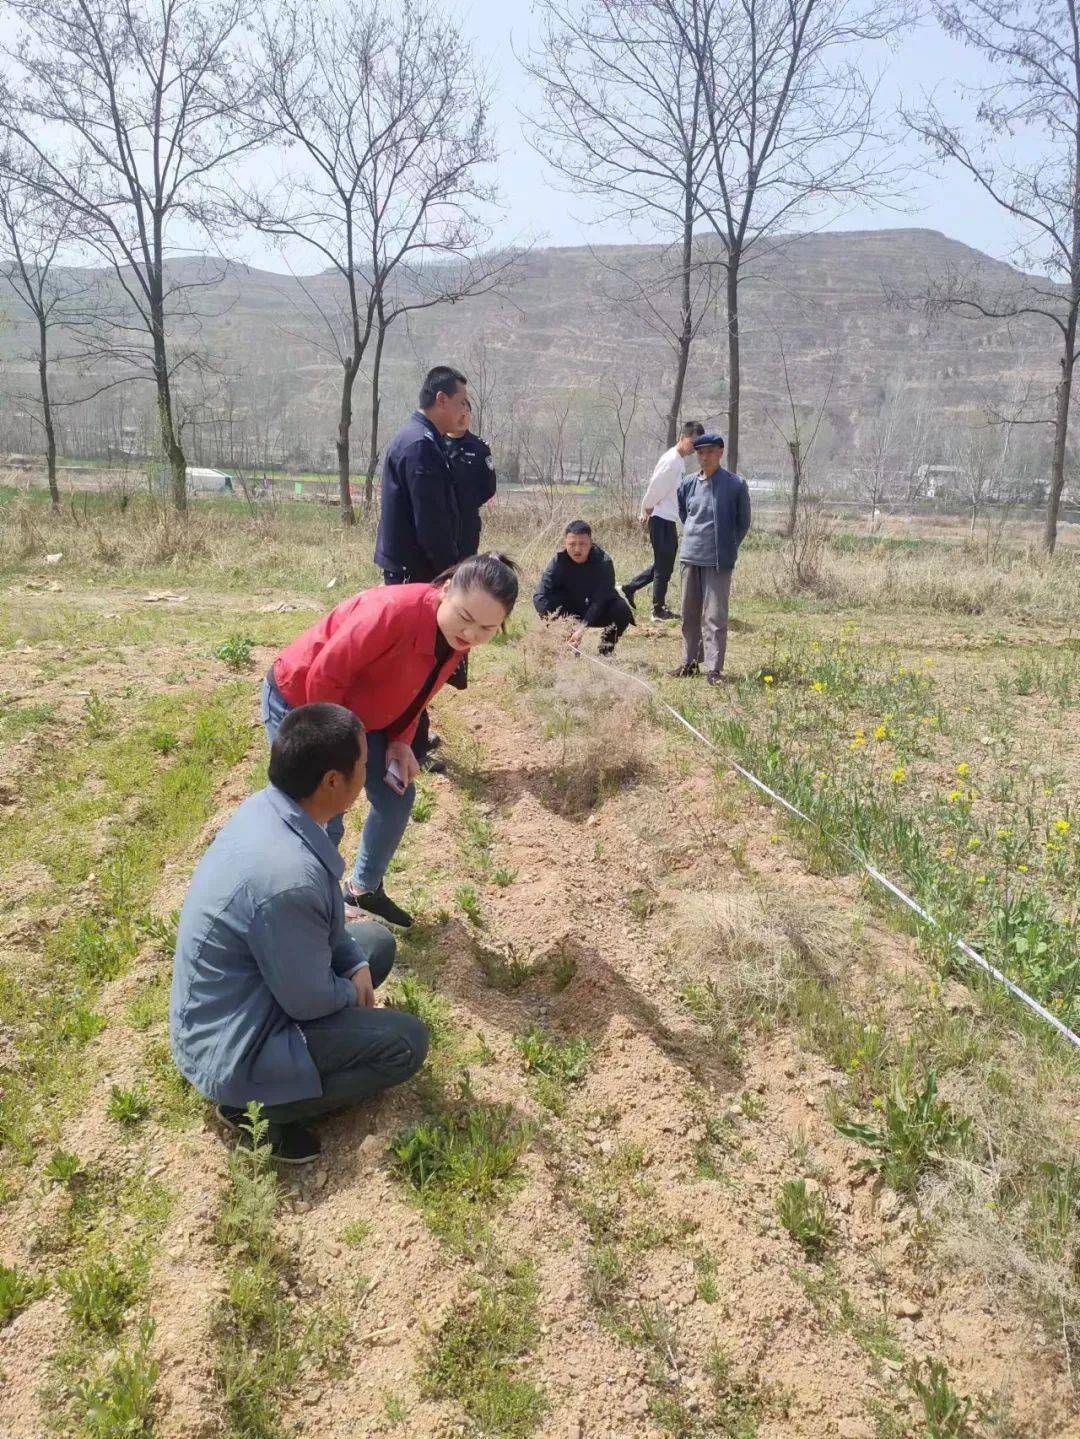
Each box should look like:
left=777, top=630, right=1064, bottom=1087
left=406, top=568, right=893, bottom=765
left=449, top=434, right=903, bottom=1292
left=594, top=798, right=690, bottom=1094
left=185, top=467, right=234, bottom=494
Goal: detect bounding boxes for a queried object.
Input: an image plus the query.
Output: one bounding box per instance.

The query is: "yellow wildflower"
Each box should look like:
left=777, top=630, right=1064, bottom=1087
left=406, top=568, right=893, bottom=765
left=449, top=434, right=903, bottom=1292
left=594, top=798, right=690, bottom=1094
left=947, top=789, right=964, bottom=803
left=1054, top=818, right=1071, bottom=835
left=851, top=729, right=867, bottom=749
left=996, top=827, right=1011, bottom=840
left=956, top=762, right=970, bottom=778
left=874, top=724, right=888, bottom=741
left=811, top=680, right=827, bottom=693
left=976, top=875, right=987, bottom=885
left=763, top=674, right=774, bottom=685
left=891, top=767, right=907, bottom=784
left=1018, top=864, right=1029, bottom=874
left=967, top=838, right=982, bottom=850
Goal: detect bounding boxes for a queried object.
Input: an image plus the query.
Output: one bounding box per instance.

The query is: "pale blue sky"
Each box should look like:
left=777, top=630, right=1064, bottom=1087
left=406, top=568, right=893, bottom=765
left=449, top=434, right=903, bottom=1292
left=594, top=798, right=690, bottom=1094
left=438, top=0, right=1034, bottom=266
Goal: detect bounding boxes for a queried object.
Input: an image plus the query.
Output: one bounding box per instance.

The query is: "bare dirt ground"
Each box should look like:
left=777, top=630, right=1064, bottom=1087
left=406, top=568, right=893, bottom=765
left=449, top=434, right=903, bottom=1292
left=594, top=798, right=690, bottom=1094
left=0, top=583, right=1077, bottom=1439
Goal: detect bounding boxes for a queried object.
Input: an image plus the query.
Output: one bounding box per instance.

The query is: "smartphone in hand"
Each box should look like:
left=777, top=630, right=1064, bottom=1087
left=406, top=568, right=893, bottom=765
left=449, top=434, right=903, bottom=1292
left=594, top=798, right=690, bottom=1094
left=385, top=757, right=407, bottom=794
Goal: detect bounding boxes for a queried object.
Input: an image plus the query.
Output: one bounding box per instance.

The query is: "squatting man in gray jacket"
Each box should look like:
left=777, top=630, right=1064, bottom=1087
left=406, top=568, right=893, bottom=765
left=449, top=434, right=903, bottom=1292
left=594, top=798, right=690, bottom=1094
left=169, top=703, right=429, bottom=1165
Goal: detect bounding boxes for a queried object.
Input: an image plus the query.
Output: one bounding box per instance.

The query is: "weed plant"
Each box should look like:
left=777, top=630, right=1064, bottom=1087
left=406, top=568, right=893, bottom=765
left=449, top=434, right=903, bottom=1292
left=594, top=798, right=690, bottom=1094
left=835, top=1071, right=970, bottom=1194
left=777, top=1179, right=836, bottom=1258
left=422, top=1260, right=547, bottom=1437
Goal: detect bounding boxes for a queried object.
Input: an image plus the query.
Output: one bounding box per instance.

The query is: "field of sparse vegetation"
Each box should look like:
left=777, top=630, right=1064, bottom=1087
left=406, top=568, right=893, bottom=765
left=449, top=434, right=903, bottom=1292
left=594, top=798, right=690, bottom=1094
left=0, top=486, right=1077, bottom=1439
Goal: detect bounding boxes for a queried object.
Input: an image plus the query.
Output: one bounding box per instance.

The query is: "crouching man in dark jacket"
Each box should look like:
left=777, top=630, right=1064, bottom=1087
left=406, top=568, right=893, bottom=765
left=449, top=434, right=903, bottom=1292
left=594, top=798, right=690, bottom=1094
left=533, top=520, right=634, bottom=655
left=169, top=703, right=429, bottom=1165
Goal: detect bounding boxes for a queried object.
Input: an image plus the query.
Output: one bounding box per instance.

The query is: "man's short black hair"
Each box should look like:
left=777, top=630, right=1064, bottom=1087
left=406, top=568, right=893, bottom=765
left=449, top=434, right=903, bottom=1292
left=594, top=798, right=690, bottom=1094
left=419, top=365, right=467, bottom=408
left=681, top=420, right=705, bottom=438
left=268, top=703, right=364, bottom=801
left=565, top=519, right=592, bottom=537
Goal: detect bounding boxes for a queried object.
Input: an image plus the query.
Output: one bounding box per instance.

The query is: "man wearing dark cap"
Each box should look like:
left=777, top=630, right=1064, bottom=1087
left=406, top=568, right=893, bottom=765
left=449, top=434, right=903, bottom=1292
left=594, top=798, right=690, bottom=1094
left=673, top=433, right=751, bottom=684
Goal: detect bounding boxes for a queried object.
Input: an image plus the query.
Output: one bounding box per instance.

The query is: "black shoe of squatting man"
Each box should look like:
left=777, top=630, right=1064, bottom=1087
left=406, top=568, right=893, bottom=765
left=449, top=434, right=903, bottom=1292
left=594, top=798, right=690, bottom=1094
left=344, top=881, right=413, bottom=929
left=671, top=661, right=699, bottom=678
left=216, top=1105, right=321, bottom=1166
left=652, top=605, right=679, bottom=621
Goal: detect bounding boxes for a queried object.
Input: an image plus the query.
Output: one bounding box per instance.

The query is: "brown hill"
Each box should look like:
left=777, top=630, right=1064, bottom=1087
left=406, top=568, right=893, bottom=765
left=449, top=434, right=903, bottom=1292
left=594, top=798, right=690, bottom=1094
left=0, top=228, right=1061, bottom=478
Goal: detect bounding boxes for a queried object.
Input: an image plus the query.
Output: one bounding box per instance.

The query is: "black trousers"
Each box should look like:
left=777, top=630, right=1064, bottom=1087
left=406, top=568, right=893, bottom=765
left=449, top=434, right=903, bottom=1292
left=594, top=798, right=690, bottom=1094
left=587, top=593, right=634, bottom=652
left=261, top=924, right=428, bottom=1123
left=625, top=516, right=678, bottom=611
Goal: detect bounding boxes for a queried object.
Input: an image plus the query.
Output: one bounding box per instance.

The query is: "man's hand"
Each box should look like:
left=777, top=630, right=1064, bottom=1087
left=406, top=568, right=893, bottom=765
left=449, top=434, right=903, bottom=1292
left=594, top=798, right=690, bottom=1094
left=386, top=739, right=420, bottom=792
left=351, top=965, right=375, bottom=1008
left=640, top=506, right=653, bottom=527
left=568, top=625, right=585, bottom=649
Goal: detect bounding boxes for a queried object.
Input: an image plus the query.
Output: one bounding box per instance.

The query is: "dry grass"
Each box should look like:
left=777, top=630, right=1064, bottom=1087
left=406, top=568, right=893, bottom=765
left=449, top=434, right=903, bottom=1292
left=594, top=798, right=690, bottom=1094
left=670, top=885, right=849, bottom=1030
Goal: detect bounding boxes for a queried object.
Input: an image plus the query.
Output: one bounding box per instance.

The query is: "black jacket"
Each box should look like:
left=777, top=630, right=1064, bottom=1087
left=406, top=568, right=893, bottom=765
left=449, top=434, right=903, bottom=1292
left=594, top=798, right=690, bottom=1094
left=533, top=544, right=618, bottom=625
left=446, top=430, right=497, bottom=557
left=374, top=410, right=461, bottom=580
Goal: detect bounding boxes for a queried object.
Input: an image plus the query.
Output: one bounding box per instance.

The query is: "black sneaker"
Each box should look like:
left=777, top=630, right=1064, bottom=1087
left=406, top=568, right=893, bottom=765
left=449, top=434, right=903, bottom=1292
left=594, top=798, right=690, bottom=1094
left=706, top=671, right=723, bottom=686
left=651, top=605, right=679, bottom=621
left=671, top=662, right=699, bottom=678
left=421, top=753, right=447, bottom=775
left=617, top=584, right=636, bottom=611
left=344, top=881, right=413, bottom=929
left=216, top=1106, right=321, bottom=1166
left=427, top=733, right=443, bottom=751
left=598, top=640, right=616, bottom=657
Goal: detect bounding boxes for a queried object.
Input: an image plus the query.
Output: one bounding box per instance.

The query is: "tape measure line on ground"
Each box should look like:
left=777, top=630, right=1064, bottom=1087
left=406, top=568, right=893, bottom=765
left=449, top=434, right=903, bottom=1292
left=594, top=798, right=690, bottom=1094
left=569, top=645, right=1080, bottom=1051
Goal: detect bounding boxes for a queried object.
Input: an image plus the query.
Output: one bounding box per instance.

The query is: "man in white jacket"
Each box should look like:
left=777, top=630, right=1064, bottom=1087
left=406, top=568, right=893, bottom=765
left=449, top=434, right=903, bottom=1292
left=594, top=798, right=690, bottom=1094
left=620, top=421, right=704, bottom=620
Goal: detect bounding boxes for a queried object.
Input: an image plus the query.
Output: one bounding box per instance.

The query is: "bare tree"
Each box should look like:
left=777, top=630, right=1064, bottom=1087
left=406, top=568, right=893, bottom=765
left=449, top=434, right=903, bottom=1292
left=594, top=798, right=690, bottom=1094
left=662, top=0, right=907, bottom=472
left=903, top=0, right=1080, bottom=553
left=599, top=370, right=646, bottom=524
left=524, top=0, right=714, bottom=446
left=0, top=0, right=263, bottom=513
left=0, top=157, right=78, bottom=509
left=763, top=328, right=838, bottom=535
left=950, top=422, right=1012, bottom=536
left=243, top=0, right=500, bottom=522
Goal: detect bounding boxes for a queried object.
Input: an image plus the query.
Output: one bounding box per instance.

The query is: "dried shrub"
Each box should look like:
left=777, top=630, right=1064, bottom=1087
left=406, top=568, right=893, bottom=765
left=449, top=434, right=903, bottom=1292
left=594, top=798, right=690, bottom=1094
left=671, top=886, right=847, bottom=1030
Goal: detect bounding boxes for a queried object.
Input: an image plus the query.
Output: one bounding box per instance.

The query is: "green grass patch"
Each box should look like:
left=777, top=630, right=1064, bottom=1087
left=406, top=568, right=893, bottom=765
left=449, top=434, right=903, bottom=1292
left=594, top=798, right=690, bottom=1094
left=777, top=1179, right=836, bottom=1259
left=422, top=1259, right=547, bottom=1437
left=391, top=1103, right=532, bottom=1241
left=514, top=1028, right=590, bottom=1113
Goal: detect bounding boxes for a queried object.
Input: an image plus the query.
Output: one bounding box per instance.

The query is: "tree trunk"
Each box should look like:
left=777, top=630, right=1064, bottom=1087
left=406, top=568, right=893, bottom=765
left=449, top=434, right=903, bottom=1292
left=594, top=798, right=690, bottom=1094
left=665, top=187, right=696, bottom=449
left=1044, top=307, right=1076, bottom=554
left=38, top=314, right=59, bottom=511
left=786, top=438, right=802, bottom=537
left=726, top=253, right=741, bottom=472
left=364, top=321, right=388, bottom=509
left=336, top=356, right=360, bottom=527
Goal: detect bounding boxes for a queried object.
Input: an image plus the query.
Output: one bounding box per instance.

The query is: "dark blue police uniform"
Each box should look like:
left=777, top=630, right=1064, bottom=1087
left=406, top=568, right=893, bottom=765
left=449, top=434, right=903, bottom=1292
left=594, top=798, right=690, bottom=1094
left=374, top=410, right=462, bottom=582
left=445, top=429, right=497, bottom=556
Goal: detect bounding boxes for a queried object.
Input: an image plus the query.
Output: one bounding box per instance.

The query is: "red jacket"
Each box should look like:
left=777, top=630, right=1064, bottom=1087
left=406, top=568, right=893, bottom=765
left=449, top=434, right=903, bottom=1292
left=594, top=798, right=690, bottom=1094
left=273, top=584, right=461, bottom=746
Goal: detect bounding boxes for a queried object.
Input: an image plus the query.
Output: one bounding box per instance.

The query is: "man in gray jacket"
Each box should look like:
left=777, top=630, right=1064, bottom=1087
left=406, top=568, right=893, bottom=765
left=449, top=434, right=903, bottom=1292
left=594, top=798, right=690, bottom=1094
left=170, top=702, right=429, bottom=1164
left=674, top=432, right=751, bottom=684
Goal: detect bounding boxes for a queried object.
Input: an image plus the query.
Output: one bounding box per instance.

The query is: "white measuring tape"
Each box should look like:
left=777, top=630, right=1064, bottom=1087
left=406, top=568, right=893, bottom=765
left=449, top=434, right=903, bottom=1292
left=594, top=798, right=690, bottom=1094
left=569, top=644, right=1080, bottom=1051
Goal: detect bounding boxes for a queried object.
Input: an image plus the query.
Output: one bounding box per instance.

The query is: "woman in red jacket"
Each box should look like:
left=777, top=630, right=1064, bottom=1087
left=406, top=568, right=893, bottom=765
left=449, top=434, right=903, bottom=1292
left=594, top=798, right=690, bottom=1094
left=263, top=553, right=519, bottom=928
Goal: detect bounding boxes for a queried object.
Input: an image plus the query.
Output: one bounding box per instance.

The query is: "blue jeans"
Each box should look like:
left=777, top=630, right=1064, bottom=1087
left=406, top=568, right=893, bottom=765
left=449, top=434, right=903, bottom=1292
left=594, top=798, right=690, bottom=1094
left=261, top=675, right=416, bottom=892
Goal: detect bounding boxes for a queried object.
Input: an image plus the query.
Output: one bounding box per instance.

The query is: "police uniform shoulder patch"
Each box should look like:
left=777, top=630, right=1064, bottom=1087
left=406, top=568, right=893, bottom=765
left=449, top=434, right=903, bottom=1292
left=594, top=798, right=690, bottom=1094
left=485, top=454, right=494, bottom=469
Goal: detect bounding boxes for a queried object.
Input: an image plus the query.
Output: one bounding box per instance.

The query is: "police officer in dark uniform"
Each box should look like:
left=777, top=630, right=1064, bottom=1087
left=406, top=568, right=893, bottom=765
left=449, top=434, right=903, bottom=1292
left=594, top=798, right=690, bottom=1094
left=374, top=364, right=470, bottom=764
left=374, top=365, right=468, bottom=584
left=445, top=399, right=497, bottom=558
